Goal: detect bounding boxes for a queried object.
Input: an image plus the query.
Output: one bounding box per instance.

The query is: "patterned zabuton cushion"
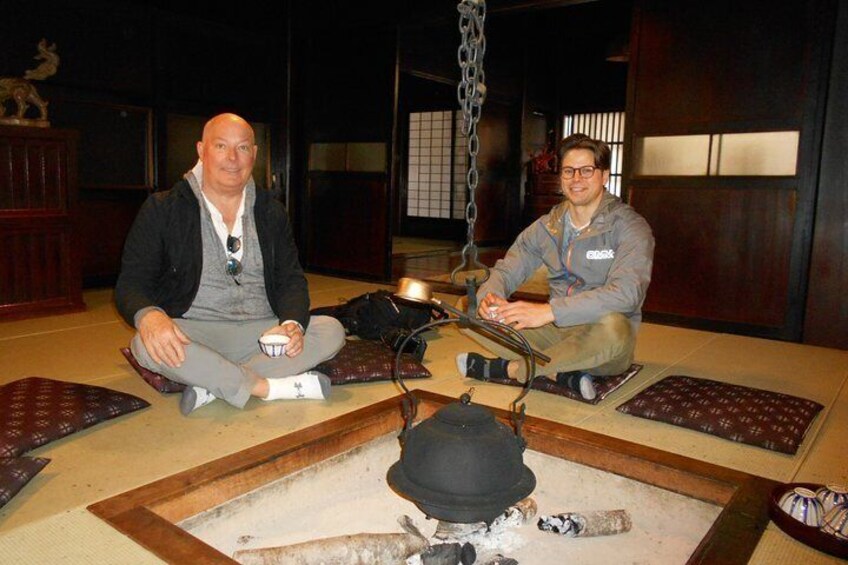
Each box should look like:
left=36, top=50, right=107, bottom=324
left=616, top=375, right=824, bottom=454
left=0, top=377, right=150, bottom=458
left=120, top=347, right=186, bottom=394
left=0, top=456, right=50, bottom=509
left=313, top=339, right=431, bottom=384
left=475, top=364, right=643, bottom=405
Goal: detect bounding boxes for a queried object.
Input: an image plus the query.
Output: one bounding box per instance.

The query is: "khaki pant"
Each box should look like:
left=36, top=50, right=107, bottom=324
left=461, top=312, right=636, bottom=382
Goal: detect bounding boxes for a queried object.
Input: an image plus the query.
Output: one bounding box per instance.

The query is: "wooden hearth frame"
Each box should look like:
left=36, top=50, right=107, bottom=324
left=88, top=391, right=777, bottom=564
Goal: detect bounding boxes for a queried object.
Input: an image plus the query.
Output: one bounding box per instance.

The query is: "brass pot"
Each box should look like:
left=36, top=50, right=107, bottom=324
left=396, top=277, right=434, bottom=304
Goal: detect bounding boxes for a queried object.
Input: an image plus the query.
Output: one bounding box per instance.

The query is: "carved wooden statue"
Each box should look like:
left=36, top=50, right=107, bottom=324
left=0, top=39, right=60, bottom=126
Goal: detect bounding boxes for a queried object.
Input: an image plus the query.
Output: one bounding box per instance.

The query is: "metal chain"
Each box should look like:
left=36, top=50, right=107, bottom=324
left=452, top=0, right=490, bottom=287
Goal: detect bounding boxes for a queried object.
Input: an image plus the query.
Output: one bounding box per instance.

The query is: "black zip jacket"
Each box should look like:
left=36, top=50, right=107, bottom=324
left=114, top=180, right=310, bottom=329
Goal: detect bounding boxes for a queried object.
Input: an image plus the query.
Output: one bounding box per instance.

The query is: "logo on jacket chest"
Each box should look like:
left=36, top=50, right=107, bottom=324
left=586, top=249, right=615, bottom=260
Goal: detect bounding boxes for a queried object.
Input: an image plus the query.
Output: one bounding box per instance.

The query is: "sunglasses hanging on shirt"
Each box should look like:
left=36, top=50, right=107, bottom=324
left=226, top=235, right=242, bottom=285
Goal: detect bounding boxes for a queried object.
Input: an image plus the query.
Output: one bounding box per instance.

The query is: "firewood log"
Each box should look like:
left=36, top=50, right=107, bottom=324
left=537, top=509, right=632, bottom=538
left=232, top=532, right=429, bottom=565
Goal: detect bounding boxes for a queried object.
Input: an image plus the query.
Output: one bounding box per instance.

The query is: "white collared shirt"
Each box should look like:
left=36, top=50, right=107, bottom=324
left=192, top=160, right=245, bottom=261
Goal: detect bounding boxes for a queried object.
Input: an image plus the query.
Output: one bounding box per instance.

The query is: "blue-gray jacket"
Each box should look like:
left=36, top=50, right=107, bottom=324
left=479, top=192, right=654, bottom=331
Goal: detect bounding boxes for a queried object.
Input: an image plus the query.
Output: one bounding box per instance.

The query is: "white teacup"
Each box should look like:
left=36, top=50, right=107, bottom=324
left=778, top=486, right=824, bottom=527
left=816, top=484, right=848, bottom=514
left=821, top=503, right=848, bottom=540
left=259, top=334, right=290, bottom=358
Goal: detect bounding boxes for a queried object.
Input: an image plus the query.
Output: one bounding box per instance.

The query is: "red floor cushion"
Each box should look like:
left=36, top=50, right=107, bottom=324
left=313, top=339, right=431, bottom=384
left=0, top=456, right=50, bottom=509
left=616, top=375, right=824, bottom=454
left=0, top=377, right=150, bottom=458
left=120, top=347, right=186, bottom=394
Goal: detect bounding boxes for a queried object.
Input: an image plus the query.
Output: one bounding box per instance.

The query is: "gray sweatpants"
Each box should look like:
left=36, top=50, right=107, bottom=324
left=131, top=315, right=346, bottom=408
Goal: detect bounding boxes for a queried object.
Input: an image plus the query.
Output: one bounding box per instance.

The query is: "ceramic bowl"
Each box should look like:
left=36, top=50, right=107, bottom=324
left=816, top=484, right=848, bottom=514
left=778, top=486, right=825, bottom=527
left=259, top=334, right=290, bottom=358
left=821, top=503, right=848, bottom=541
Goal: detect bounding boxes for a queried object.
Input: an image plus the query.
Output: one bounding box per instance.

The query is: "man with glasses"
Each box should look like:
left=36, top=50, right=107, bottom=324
left=116, top=113, right=345, bottom=414
left=456, top=133, right=654, bottom=400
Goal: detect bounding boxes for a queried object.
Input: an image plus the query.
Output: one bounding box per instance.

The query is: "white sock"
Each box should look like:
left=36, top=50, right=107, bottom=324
left=579, top=374, right=597, bottom=401
left=263, top=372, right=331, bottom=401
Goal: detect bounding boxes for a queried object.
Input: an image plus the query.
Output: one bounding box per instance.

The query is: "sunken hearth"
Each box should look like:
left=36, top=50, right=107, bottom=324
left=88, top=391, right=778, bottom=564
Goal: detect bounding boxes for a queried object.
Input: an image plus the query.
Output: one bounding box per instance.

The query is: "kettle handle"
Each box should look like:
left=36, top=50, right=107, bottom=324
left=393, top=316, right=538, bottom=446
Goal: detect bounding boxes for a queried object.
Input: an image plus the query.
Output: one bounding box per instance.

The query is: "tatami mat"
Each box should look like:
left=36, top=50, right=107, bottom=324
left=749, top=526, right=846, bottom=565
left=1, top=322, right=133, bottom=383
left=0, top=289, right=113, bottom=340
left=579, top=332, right=846, bottom=482
left=1, top=276, right=846, bottom=563
left=794, top=376, right=848, bottom=485
left=0, top=508, right=164, bottom=565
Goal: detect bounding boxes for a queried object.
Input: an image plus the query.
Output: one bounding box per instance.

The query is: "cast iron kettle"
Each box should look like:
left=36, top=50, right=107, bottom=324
left=387, top=390, right=537, bottom=525
left=385, top=282, right=539, bottom=525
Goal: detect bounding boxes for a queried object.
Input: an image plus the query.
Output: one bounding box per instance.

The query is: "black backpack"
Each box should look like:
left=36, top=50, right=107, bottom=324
left=310, top=289, right=441, bottom=341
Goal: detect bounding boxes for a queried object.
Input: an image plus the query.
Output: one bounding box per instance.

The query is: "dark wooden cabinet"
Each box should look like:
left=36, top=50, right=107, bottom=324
left=0, top=126, right=84, bottom=319
left=525, top=173, right=562, bottom=225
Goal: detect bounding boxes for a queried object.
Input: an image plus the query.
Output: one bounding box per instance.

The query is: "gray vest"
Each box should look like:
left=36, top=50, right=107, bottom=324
left=183, top=174, right=275, bottom=321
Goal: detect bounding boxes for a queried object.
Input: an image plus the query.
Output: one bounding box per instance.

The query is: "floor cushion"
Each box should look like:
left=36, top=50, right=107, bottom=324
left=616, top=375, right=824, bottom=454
left=468, top=364, right=643, bottom=405
left=0, top=456, right=50, bottom=509
left=313, top=339, right=431, bottom=385
left=0, top=377, right=150, bottom=458
left=120, top=347, right=186, bottom=394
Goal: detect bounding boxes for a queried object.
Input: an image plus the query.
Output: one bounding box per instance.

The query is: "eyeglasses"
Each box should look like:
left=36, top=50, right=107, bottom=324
left=561, top=166, right=598, bottom=179
left=226, top=235, right=242, bottom=284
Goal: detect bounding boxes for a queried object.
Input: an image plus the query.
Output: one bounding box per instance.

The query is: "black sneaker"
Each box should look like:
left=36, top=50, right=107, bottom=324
left=555, top=371, right=597, bottom=400
left=456, top=352, right=509, bottom=381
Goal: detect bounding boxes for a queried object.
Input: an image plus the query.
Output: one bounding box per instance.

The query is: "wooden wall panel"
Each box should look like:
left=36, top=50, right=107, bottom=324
left=400, top=24, right=457, bottom=84
left=632, top=0, right=813, bottom=133
left=524, top=173, right=561, bottom=228
left=804, top=1, right=848, bottom=349
left=305, top=173, right=389, bottom=280
left=553, top=1, right=631, bottom=116
left=628, top=0, right=835, bottom=341
left=632, top=185, right=795, bottom=328
left=468, top=100, right=519, bottom=245
left=78, top=189, right=149, bottom=287
left=298, top=27, right=396, bottom=143
left=293, top=22, right=396, bottom=278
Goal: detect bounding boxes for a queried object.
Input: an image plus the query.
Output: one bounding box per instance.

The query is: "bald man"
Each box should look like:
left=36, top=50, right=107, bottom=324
left=116, top=113, right=345, bottom=415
